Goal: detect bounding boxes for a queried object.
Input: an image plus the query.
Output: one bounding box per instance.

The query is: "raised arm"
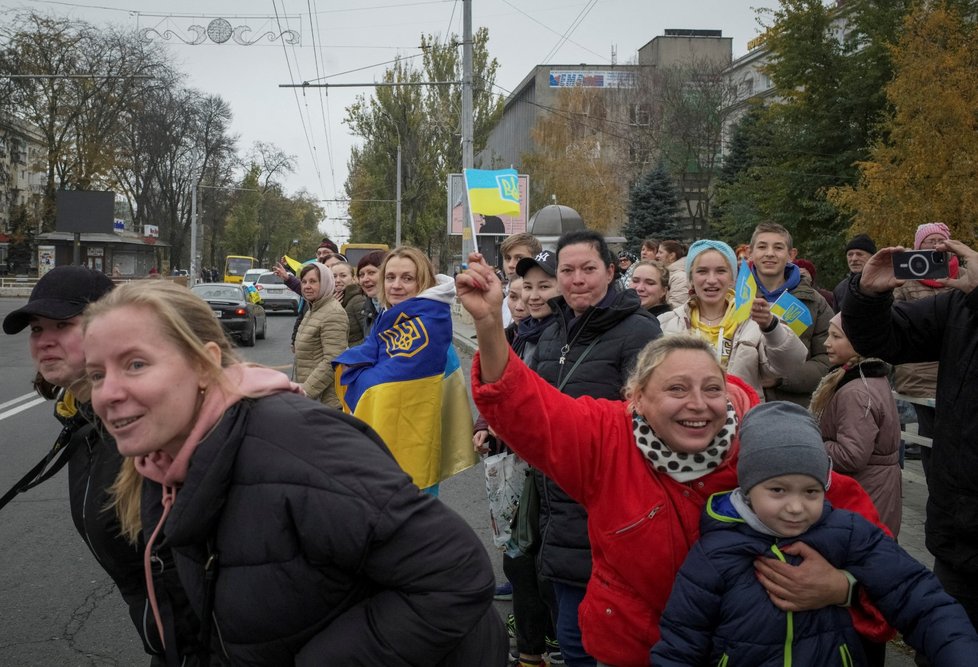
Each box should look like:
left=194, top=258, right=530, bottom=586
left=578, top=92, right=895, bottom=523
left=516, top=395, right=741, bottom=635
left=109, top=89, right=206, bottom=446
left=455, top=253, right=509, bottom=383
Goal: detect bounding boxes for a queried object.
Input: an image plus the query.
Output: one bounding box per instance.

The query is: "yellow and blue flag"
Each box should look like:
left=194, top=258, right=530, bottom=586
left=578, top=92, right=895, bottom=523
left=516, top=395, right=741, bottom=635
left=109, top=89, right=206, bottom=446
left=464, top=168, right=521, bottom=217
left=732, top=259, right=757, bottom=325
left=333, top=279, right=476, bottom=488
left=771, top=291, right=813, bottom=337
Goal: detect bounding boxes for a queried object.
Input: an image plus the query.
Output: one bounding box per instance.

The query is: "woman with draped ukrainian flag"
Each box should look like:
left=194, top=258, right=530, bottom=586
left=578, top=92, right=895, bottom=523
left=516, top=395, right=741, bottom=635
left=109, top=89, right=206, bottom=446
left=333, top=246, right=476, bottom=494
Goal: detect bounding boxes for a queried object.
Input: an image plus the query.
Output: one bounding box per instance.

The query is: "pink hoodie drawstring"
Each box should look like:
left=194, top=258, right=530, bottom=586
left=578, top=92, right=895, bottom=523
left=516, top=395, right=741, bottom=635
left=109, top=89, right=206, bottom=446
left=143, top=484, right=176, bottom=650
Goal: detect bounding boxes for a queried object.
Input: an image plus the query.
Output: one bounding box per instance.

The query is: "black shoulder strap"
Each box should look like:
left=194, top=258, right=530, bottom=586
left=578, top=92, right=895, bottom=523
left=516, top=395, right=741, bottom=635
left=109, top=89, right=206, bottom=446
left=0, top=421, right=86, bottom=512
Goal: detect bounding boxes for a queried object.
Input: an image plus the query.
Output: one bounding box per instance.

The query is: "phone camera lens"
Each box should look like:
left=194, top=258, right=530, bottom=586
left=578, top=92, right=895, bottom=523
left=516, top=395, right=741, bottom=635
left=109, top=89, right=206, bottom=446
left=933, top=252, right=946, bottom=264
left=909, top=255, right=930, bottom=276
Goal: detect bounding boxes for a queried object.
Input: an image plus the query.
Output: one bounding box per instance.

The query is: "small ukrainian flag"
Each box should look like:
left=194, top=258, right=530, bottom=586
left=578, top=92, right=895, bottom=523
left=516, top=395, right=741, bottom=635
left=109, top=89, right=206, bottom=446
left=464, top=168, right=521, bottom=217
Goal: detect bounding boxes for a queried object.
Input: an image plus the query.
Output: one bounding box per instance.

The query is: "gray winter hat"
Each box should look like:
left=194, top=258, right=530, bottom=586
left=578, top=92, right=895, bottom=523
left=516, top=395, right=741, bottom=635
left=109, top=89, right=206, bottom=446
left=737, top=401, right=831, bottom=492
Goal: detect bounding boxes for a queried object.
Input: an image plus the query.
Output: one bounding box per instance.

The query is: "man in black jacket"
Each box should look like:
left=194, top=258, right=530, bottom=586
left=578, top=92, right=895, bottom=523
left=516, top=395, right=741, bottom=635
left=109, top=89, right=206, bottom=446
left=841, top=239, right=978, bottom=645
left=3, top=266, right=204, bottom=663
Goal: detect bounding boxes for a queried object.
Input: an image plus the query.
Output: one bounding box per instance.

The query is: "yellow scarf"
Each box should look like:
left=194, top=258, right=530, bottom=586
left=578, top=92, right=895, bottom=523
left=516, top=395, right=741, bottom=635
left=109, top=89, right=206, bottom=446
left=690, top=291, right=739, bottom=370
left=56, top=390, right=78, bottom=419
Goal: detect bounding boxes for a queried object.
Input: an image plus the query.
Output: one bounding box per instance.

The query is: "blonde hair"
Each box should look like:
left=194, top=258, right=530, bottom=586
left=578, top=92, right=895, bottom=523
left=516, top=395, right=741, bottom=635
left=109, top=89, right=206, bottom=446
left=630, top=260, right=669, bottom=290
left=83, top=281, right=241, bottom=543
left=379, top=246, right=437, bottom=309
left=624, top=334, right=723, bottom=408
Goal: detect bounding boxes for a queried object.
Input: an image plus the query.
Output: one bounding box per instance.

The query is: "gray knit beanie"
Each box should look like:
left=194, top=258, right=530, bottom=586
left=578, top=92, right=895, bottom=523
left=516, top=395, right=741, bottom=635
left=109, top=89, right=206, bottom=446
left=737, top=402, right=831, bottom=492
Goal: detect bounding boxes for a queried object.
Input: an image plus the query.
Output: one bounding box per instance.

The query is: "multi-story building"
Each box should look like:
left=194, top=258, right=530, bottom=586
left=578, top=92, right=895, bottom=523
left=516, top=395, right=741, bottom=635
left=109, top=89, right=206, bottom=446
left=0, top=117, right=46, bottom=270
left=478, top=29, right=734, bottom=238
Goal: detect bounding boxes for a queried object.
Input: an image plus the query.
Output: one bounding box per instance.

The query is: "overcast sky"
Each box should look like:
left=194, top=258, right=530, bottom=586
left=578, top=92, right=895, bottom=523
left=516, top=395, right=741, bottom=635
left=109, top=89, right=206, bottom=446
left=5, top=0, right=766, bottom=241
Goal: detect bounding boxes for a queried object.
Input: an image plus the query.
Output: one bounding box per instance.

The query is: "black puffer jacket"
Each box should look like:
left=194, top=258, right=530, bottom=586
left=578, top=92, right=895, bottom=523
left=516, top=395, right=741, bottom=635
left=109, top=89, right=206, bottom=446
left=63, top=398, right=206, bottom=663
left=842, top=276, right=978, bottom=575
left=143, top=392, right=505, bottom=665
left=527, top=287, right=661, bottom=585
left=61, top=399, right=166, bottom=656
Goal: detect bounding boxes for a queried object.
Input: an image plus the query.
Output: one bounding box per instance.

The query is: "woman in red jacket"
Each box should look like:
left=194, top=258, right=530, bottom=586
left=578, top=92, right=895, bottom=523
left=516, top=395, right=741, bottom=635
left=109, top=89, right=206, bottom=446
left=456, top=254, right=889, bottom=667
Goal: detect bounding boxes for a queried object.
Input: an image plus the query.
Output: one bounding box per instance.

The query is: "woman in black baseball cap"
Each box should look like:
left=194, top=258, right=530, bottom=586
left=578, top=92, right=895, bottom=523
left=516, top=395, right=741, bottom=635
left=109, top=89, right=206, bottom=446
left=3, top=266, right=207, bottom=661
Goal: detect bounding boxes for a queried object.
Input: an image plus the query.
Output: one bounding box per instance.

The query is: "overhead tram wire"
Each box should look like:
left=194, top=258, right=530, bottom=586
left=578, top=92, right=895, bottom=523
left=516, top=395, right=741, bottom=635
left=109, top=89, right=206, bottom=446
left=498, top=0, right=607, bottom=63
left=540, top=0, right=599, bottom=64
left=307, top=0, right=339, bottom=196
left=272, top=0, right=325, bottom=195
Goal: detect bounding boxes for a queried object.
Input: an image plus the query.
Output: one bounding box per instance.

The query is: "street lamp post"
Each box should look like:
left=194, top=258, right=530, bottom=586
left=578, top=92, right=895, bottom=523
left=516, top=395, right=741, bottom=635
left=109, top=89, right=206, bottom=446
left=395, top=140, right=402, bottom=248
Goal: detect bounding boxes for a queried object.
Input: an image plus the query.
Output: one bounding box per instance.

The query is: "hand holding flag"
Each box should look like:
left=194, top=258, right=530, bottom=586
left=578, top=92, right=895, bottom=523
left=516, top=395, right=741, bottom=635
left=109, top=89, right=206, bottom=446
left=771, top=291, right=813, bottom=336
left=732, top=259, right=758, bottom=325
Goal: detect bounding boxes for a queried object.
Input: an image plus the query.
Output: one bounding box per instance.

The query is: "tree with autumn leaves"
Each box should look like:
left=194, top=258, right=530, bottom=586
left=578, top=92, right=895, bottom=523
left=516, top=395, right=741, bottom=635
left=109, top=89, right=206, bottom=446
left=829, top=1, right=978, bottom=247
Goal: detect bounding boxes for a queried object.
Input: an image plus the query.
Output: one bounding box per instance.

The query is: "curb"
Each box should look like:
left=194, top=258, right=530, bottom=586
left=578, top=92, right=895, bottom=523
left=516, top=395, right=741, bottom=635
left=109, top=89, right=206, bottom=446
left=453, top=331, right=478, bottom=354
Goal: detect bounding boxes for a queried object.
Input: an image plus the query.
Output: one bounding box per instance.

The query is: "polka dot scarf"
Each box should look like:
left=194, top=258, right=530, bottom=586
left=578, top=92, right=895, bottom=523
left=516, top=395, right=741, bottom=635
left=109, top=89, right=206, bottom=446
left=633, top=403, right=737, bottom=483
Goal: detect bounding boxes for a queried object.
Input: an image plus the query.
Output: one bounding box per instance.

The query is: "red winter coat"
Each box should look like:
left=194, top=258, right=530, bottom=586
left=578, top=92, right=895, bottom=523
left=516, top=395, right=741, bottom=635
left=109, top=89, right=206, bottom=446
left=472, top=348, right=889, bottom=667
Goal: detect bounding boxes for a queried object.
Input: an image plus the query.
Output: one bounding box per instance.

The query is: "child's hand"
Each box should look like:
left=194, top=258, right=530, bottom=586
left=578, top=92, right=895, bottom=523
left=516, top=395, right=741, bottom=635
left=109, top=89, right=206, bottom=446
left=754, top=542, right=849, bottom=611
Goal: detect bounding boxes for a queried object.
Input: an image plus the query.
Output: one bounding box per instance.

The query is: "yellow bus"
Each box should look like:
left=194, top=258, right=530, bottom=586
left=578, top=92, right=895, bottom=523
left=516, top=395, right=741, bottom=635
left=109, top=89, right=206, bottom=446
left=340, top=243, right=389, bottom=268
left=223, top=255, right=258, bottom=283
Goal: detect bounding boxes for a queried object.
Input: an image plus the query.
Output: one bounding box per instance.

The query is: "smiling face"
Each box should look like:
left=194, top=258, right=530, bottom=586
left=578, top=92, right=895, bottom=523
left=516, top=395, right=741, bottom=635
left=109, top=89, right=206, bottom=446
left=557, top=242, right=615, bottom=316
left=691, top=250, right=734, bottom=308
left=633, top=348, right=728, bottom=454
left=300, top=268, right=322, bottom=302
left=520, top=266, right=558, bottom=319
left=85, top=305, right=204, bottom=458
left=358, top=264, right=381, bottom=298
left=747, top=474, right=825, bottom=537
left=750, top=232, right=791, bottom=282
left=629, top=264, right=667, bottom=310
left=331, top=264, right=353, bottom=293
left=385, top=256, right=420, bottom=306
left=28, top=315, right=86, bottom=389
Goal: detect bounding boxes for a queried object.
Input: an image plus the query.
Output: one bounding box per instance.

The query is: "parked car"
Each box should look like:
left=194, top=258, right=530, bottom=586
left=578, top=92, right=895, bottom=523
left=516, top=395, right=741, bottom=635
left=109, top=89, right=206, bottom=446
left=254, top=271, right=300, bottom=313
left=191, top=283, right=267, bottom=347
left=242, top=268, right=267, bottom=288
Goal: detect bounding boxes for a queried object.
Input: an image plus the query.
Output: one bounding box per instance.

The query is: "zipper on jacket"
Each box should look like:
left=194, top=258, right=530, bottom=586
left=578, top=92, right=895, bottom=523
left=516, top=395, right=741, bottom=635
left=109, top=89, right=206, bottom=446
left=839, top=644, right=853, bottom=667
left=614, top=506, right=661, bottom=535
left=770, top=544, right=793, bottom=667
left=79, top=460, right=104, bottom=568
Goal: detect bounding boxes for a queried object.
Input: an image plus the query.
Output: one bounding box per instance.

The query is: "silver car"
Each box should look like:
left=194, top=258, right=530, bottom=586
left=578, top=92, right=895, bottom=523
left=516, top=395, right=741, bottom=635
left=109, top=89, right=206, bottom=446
left=255, top=271, right=300, bottom=313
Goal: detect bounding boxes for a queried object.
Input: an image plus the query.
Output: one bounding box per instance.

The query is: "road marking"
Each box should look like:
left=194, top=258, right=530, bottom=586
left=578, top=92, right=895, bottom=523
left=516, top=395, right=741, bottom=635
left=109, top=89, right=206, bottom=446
left=0, top=392, right=41, bottom=411
left=0, top=396, right=46, bottom=421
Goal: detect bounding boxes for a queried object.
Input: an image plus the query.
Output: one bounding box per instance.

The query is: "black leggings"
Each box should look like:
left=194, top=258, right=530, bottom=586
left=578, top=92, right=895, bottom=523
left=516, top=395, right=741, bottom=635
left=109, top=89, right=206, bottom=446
left=502, top=551, right=556, bottom=656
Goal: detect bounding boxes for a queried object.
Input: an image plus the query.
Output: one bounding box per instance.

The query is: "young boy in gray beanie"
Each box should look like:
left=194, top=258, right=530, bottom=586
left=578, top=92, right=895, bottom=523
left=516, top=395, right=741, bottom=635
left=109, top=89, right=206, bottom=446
left=652, top=401, right=978, bottom=667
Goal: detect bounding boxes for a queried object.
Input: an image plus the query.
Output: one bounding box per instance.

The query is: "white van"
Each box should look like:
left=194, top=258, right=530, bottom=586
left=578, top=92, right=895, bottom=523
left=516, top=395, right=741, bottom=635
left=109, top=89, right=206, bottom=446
left=242, top=268, right=267, bottom=288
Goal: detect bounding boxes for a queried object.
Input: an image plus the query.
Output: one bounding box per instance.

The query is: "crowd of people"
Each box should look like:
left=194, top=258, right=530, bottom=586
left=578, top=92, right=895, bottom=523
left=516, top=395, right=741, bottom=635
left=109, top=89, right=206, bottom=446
left=3, top=220, right=977, bottom=666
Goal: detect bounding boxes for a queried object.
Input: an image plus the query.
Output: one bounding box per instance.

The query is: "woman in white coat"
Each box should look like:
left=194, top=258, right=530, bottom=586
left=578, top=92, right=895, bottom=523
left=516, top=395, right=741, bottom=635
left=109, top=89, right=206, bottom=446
left=657, top=239, right=807, bottom=399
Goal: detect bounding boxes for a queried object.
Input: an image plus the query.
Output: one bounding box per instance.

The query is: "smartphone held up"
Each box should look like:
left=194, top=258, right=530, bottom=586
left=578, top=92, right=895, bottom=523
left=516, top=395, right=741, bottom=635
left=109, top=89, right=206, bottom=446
left=892, top=250, right=949, bottom=280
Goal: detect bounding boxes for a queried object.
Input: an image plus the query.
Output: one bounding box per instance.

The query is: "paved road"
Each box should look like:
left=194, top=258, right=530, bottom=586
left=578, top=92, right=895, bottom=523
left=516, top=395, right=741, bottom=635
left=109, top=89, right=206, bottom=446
left=0, top=296, right=931, bottom=665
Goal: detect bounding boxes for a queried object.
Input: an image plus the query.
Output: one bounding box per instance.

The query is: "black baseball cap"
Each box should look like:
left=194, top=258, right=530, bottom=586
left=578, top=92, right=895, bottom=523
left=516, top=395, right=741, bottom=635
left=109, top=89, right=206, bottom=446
left=516, top=250, right=557, bottom=278
left=3, top=266, right=115, bottom=334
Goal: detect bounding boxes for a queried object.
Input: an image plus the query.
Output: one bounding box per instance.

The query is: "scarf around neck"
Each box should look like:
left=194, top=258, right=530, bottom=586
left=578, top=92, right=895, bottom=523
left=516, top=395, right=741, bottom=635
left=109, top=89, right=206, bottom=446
left=633, top=402, right=737, bottom=483
left=134, top=364, right=303, bottom=487
left=690, top=292, right=739, bottom=370
left=136, top=363, right=303, bottom=651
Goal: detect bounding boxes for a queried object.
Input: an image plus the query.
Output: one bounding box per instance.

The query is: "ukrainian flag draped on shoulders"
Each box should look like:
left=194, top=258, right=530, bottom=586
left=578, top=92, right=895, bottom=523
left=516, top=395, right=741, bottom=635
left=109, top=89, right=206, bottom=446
left=333, top=275, right=476, bottom=489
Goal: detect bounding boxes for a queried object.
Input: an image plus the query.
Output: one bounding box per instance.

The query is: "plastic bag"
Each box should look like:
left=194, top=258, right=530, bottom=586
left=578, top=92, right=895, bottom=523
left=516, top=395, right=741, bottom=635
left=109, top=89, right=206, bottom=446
left=483, top=451, right=527, bottom=548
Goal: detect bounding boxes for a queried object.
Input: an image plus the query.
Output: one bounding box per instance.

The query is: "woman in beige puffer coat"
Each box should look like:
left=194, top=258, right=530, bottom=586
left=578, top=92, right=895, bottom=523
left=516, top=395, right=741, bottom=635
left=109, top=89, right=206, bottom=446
left=294, top=262, right=348, bottom=408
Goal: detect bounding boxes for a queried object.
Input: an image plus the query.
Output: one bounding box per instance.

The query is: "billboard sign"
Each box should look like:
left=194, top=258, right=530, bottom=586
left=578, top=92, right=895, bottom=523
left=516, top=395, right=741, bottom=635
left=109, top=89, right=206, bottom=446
left=549, top=70, right=637, bottom=88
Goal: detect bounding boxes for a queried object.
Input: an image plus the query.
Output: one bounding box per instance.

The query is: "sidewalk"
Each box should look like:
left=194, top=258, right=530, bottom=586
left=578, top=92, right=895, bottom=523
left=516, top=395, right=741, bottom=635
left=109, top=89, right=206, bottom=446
left=452, top=307, right=931, bottom=665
